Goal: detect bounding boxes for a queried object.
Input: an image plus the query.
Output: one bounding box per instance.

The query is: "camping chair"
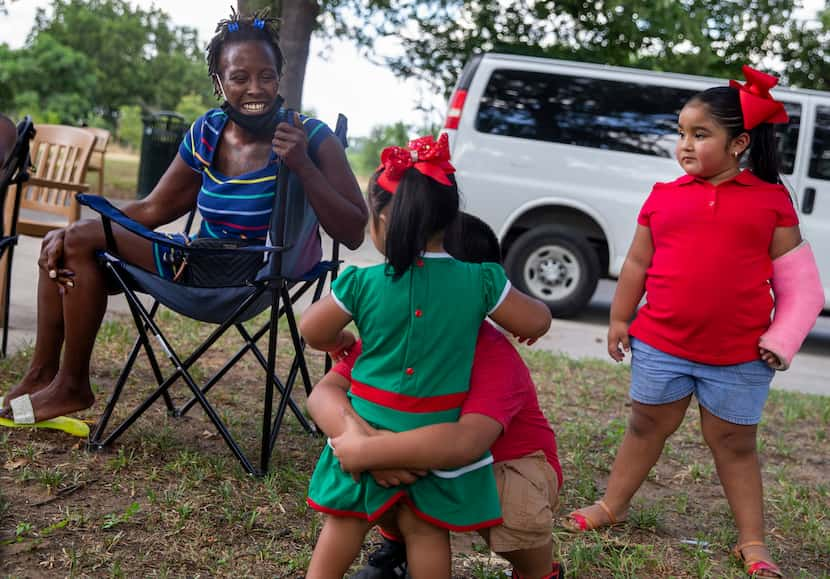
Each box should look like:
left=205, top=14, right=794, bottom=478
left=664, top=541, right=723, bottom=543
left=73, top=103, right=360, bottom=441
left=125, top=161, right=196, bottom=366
left=0, top=116, right=36, bottom=357
left=82, top=127, right=111, bottom=196
left=17, top=124, right=95, bottom=238
left=80, top=113, right=347, bottom=476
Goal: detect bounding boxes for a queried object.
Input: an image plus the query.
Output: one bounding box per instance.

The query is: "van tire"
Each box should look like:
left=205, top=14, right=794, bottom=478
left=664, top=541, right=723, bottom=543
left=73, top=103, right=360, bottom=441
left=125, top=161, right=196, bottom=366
left=505, top=226, right=600, bottom=318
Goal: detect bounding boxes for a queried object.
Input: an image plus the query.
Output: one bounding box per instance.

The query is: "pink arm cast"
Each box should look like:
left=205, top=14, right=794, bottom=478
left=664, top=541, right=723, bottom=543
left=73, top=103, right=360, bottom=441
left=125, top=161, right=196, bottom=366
left=759, top=242, right=825, bottom=370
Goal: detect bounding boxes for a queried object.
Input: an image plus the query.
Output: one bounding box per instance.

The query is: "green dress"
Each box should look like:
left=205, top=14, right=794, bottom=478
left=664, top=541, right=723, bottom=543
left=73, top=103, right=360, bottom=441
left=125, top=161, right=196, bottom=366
left=307, top=253, right=510, bottom=530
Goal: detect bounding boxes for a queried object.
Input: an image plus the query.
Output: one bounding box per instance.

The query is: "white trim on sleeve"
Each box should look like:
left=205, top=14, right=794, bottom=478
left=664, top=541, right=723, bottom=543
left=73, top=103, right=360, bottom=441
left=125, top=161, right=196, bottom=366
left=487, top=279, right=512, bottom=315
left=330, top=291, right=352, bottom=316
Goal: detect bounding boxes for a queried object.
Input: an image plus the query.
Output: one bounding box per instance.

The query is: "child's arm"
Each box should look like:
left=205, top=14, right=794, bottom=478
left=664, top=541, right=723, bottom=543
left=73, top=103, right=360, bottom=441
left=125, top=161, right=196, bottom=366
left=331, top=412, right=503, bottom=473
left=298, top=295, right=354, bottom=353
left=489, top=289, right=552, bottom=344
left=608, top=225, right=654, bottom=361
left=759, top=226, right=824, bottom=370
left=306, top=367, right=428, bottom=487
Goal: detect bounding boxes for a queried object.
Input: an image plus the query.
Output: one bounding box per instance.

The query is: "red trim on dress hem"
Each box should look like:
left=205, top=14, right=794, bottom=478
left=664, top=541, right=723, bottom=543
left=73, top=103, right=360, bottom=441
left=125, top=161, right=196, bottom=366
left=351, top=380, right=466, bottom=413
left=306, top=495, right=503, bottom=532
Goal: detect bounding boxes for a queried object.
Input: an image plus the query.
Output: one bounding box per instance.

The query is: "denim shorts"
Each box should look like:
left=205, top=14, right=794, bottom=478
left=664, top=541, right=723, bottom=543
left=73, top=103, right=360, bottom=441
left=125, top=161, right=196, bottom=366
left=630, top=338, right=774, bottom=425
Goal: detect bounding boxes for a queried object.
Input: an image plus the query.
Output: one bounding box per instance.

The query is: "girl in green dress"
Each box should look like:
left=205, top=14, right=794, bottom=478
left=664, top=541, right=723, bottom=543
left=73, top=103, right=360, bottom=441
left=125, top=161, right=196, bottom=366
left=300, top=134, right=552, bottom=579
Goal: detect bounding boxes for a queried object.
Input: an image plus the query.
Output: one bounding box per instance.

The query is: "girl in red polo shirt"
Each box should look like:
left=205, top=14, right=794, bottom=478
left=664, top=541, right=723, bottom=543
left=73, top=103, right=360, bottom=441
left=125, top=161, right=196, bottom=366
left=565, top=67, right=823, bottom=579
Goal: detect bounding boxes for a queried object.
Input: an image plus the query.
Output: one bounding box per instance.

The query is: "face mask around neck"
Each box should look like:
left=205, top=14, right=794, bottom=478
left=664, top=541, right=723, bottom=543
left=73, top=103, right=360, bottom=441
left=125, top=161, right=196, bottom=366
left=216, top=76, right=284, bottom=138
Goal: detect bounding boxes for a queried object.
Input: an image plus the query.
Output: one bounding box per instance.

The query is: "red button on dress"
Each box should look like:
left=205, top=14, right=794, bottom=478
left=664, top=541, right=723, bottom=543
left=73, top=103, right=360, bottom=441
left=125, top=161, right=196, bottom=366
left=406, top=367, right=414, bottom=375
left=416, top=259, right=424, bottom=267
left=415, top=309, right=423, bottom=317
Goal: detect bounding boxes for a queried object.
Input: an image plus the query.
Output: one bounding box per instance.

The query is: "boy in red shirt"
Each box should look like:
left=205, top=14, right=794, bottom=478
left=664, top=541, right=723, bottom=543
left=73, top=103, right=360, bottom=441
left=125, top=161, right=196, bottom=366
left=307, top=213, right=563, bottom=579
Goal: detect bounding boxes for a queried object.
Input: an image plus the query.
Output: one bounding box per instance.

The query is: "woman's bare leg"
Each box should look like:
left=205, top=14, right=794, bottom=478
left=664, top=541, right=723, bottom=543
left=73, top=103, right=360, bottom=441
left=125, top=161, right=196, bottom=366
left=2, top=260, right=67, bottom=405
left=3, top=220, right=155, bottom=421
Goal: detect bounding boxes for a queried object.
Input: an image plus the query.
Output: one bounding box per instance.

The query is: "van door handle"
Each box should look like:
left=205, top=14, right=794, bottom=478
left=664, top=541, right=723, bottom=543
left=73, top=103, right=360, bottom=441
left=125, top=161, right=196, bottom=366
left=802, top=187, right=816, bottom=214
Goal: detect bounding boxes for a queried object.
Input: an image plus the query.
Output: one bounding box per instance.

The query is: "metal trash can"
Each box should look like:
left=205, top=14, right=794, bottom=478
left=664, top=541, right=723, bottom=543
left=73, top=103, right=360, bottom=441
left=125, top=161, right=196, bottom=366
left=137, top=111, right=188, bottom=198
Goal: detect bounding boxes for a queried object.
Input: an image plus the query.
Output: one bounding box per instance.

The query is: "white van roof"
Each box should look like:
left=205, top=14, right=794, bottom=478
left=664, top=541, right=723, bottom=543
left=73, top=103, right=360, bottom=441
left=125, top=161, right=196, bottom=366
left=480, top=52, right=830, bottom=100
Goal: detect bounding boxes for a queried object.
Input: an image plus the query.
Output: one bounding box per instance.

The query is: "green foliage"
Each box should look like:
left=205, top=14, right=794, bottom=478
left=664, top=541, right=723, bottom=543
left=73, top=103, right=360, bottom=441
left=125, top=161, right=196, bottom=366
left=348, top=121, right=411, bottom=176
left=116, top=105, right=142, bottom=149
left=3, top=0, right=212, bottom=130
left=175, top=93, right=213, bottom=125
left=780, top=7, right=830, bottom=91
left=320, top=0, right=824, bottom=94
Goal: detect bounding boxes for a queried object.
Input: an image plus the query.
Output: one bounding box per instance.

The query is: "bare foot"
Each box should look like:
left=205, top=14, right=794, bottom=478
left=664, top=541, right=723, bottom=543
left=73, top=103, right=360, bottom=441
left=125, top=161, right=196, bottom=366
left=563, top=499, right=627, bottom=532
left=1, top=377, right=94, bottom=422
left=2, top=367, right=57, bottom=410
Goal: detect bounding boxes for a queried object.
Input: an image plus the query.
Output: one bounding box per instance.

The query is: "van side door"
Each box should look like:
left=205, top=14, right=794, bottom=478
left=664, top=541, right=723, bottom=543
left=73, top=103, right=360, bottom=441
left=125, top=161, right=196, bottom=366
left=798, top=100, right=830, bottom=310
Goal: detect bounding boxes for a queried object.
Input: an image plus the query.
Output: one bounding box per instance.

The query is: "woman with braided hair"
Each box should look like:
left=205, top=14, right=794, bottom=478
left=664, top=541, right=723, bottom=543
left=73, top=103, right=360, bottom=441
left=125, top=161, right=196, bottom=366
left=0, top=10, right=367, bottom=425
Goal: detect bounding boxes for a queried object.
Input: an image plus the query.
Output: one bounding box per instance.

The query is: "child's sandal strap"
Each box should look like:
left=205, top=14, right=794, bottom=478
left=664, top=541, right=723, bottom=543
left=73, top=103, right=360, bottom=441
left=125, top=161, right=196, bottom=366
left=746, top=561, right=783, bottom=578
left=596, top=499, right=618, bottom=524
left=567, top=510, right=596, bottom=531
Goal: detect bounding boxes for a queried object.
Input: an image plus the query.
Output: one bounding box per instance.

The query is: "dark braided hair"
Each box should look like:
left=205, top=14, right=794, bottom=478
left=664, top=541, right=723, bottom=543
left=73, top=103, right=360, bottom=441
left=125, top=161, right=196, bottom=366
left=206, top=7, right=284, bottom=98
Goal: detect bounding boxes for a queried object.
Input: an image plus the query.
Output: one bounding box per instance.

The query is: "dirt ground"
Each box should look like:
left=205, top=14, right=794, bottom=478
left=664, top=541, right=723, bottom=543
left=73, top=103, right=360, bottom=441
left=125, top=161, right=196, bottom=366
left=1, top=312, right=828, bottom=577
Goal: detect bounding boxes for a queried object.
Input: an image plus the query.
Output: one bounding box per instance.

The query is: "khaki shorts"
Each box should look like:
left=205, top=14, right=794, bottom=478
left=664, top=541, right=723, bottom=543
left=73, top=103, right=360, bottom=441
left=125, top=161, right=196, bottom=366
left=480, top=451, right=560, bottom=553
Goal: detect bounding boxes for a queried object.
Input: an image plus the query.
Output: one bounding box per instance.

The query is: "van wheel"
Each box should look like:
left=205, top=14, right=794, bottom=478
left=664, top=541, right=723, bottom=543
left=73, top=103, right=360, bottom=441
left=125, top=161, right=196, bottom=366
left=505, top=226, right=600, bottom=318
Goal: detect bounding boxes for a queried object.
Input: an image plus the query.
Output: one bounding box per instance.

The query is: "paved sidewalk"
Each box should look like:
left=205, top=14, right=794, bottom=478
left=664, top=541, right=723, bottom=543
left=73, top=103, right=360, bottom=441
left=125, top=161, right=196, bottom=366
left=6, top=212, right=829, bottom=396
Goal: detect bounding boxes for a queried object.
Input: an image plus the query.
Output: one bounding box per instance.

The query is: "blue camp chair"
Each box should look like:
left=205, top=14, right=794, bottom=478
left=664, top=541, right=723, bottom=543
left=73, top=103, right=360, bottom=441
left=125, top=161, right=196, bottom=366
left=0, top=116, right=35, bottom=357
left=79, top=113, right=347, bottom=475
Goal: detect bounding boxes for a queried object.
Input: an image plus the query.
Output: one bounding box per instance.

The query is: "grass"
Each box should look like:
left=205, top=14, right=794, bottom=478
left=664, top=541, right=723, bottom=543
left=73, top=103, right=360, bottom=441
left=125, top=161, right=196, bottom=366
left=100, top=153, right=140, bottom=200
left=0, top=311, right=828, bottom=577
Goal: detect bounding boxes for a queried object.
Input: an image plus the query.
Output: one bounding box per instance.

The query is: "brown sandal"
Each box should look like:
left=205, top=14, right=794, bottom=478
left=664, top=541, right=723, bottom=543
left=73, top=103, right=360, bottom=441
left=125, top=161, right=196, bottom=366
left=733, top=541, right=783, bottom=578
left=564, top=499, right=625, bottom=532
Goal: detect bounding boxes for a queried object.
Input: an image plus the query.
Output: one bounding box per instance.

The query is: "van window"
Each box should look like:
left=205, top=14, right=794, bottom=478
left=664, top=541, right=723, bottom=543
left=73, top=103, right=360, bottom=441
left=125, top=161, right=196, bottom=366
left=777, top=102, right=801, bottom=175
left=475, top=69, right=802, bottom=170
left=475, top=69, right=696, bottom=158
left=809, top=105, right=830, bottom=181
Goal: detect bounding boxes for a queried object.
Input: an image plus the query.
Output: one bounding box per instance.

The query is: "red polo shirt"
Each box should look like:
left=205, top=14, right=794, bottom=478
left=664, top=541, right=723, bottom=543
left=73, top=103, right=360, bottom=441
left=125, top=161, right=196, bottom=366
left=629, top=169, right=798, bottom=365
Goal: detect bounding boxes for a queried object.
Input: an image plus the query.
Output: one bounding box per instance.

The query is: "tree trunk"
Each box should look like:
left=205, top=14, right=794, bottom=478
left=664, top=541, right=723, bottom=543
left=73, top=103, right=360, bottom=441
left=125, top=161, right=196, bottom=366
left=237, top=0, right=273, bottom=16
left=276, top=0, right=319, bottom=110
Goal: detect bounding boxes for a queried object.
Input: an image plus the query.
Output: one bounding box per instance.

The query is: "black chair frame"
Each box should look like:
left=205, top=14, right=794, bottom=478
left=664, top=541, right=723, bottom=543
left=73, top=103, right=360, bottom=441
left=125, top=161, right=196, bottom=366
left=0, top=116, right=35, bottom=357
left=81, top=113, right=346, bottom=476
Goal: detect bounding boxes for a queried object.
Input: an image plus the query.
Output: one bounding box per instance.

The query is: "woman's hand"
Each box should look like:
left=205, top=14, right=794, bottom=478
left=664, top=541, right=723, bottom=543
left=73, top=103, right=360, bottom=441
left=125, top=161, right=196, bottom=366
left=272, top=112, right=311, bottom=173
left=38, top=228, right=75, bottom=289
left=608, top=320, right=631, bottom=362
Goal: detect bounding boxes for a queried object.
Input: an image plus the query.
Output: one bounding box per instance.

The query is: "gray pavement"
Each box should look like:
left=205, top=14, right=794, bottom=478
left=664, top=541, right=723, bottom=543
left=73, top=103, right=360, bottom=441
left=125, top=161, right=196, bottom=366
left=6, top=217, right=830, bottom=396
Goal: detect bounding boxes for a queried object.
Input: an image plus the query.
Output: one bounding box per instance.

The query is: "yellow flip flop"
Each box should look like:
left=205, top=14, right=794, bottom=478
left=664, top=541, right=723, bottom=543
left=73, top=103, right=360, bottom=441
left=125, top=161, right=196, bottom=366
left=0, top=395, right=90, bottom=438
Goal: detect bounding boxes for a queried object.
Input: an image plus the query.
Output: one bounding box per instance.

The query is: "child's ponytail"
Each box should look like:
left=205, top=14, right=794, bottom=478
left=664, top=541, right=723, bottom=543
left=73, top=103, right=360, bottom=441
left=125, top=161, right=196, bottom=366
left=690, top=66, right=789, bottom=184
left=748, top=123, right=780, bottom=184
left=385, top=169, right=459, bottom=277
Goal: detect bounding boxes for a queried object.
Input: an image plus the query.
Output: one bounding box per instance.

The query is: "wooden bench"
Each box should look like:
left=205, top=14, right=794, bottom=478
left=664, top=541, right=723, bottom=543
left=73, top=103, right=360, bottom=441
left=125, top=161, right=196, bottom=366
left=17, top=124, right=94, bottom=238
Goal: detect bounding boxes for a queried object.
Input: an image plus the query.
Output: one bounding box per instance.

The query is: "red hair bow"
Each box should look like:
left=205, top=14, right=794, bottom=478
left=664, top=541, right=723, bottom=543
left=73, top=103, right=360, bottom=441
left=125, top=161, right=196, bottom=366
left=729, top=65, right=789, bottom=130
left=377, top=133, right=455, bottom=193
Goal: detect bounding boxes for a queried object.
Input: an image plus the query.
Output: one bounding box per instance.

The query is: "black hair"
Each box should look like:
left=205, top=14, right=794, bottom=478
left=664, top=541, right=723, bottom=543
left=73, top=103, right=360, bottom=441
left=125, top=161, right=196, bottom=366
left=687, top=86, right=780, bottom=184
left=0, top=114, right=17, bottom=169
left=206, top=8, right=284, bottom=98
left=444, top=212, right=502, bottom=264
left=368, top=167, right=460, bottom=278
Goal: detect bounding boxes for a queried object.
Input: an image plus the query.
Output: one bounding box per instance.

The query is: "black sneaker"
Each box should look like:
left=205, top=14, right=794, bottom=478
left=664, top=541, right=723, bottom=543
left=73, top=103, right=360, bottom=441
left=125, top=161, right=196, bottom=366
left=351, top=538, right=408, bottom=579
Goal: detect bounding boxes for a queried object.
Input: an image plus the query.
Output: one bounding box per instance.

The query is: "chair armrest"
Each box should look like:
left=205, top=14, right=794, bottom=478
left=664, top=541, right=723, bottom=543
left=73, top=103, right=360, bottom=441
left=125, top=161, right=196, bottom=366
left=26, top=177, right=90, bottom=193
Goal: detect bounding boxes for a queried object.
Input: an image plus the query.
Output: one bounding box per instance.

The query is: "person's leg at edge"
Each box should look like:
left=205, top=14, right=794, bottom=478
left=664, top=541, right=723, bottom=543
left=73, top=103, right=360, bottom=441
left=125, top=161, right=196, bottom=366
left=307, top=514, right=373, bottom=579
left=700, top=407, right=779, bottom=577
left=397, top=503, right=450, bottom=579
left=2, top=220, right=156, bottom=421
left=567, top=395, right=692, bottom=529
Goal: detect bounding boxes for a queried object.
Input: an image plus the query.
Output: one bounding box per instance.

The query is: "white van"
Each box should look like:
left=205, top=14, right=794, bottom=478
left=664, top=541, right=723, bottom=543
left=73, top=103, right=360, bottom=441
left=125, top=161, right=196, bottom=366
left=444, top=53, right=830, bottom=317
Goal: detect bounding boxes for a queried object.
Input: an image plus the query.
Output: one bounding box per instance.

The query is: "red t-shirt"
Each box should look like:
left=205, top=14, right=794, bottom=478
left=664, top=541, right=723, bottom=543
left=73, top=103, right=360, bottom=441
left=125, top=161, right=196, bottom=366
left=630, top=170, right=799, bottom=365
left=332, top=322, right=563, bottom=487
